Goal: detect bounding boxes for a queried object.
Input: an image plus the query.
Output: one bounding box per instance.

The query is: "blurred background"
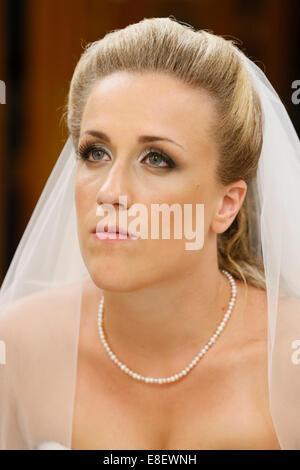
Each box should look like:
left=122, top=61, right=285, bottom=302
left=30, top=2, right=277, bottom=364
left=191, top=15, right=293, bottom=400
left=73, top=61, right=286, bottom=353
left=0, top=0, right=299, bottom=284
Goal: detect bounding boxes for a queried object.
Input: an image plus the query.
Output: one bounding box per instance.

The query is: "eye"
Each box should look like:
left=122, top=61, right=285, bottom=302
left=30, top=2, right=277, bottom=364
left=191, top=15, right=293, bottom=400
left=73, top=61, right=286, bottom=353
left=77, top=142, right=177, bottom=169
left=140, top=148, right=176, bottom=169
left=140, top=147, right=176, bottom=169
left=77, top=143, right=109, bottom=162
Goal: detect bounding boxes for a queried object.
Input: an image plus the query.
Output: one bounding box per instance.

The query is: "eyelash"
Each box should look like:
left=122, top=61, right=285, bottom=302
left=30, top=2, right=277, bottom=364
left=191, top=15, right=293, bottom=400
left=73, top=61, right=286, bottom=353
left=76, top=142, right=177, bottom=169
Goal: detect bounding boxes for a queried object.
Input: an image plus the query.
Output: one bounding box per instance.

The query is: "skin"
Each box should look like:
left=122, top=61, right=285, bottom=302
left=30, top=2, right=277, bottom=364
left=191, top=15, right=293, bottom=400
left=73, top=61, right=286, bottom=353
left=72, top=71, right=281, bottom=449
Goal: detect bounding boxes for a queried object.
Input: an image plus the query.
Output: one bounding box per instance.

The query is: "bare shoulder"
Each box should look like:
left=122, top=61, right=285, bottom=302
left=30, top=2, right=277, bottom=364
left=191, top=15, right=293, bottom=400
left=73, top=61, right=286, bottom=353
left=222, top=281, right=282, bottom=449
left=242, top=283, right=300, bottom=348
left=0, top=280, right=95, bottom=444
left=0, top=280, right=88, bottom=343
left=224, top=279, right=269, bottom=354
left=242, top=281, right=268, bottom=342
left=0, top=277, right=104, bottom=344
left=0, top=279, right=93, bottom=396
left=243, top=282, right=300, bottom=332
left=242, top=285, right=300, bottom=450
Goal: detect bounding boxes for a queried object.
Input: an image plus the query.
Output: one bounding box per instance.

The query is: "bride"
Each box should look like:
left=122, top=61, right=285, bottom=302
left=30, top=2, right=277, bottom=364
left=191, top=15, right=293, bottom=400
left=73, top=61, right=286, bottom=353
left=0, top=17, right=300, bottom=450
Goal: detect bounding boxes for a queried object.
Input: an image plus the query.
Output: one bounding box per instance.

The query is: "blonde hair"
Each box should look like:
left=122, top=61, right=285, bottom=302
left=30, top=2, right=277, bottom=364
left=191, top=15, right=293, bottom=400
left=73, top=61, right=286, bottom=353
left=66, top=16, right=266, bottom=291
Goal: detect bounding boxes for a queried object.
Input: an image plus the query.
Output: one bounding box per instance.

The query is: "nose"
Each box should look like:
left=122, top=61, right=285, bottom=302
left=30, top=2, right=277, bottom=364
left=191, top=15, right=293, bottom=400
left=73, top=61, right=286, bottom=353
left=96, top=161, right=132, bottom=210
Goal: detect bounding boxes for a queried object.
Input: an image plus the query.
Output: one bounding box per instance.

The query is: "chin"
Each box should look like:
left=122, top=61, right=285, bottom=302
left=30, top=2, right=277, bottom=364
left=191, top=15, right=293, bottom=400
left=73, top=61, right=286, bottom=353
left=87, top=262, right=148, bottom=293
left=89, top=274, right=148, bottom=293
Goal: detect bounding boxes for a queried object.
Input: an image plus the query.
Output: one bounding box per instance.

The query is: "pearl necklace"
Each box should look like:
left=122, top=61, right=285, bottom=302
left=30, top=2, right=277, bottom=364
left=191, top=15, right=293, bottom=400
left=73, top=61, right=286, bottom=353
left=97, top=269, right=237, bottom=384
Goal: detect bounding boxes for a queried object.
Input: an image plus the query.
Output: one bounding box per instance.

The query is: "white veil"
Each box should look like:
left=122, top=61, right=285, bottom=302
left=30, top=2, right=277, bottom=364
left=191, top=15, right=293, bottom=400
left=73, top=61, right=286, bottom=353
left=237, top=51, right=300, bottom=449
left=0, top=136, right=88, bottom=449
left=1, top=45, right=300, bottom=449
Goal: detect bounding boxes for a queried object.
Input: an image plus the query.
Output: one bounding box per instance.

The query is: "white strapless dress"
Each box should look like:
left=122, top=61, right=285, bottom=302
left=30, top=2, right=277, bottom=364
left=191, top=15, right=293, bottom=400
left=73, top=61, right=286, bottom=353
left=36, top=441, right=71, bottom=450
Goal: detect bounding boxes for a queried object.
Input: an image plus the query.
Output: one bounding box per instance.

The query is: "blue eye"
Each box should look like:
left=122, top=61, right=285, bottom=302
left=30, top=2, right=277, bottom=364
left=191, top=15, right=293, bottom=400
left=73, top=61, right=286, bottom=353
left=77, top=143, right=176, bottom=169
left=140, top=148, right=176, bottom=168
left=77, top=144, right=108, bottom=162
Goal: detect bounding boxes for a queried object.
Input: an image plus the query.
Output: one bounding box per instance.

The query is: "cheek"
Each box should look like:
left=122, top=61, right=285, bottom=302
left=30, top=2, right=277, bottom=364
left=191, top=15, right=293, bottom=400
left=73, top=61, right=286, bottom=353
left=74, top=172, right=95, bottom=216
left=140, top=186, right=206, bottom=251
left=158, top=180, right=215, bottom=246
left=153, top=179, right=212, bottom=222
left=74, top=178, right=96, bottom=248
left=74, top=183, right=87, bottom=248
left=75, top=183, right=86, bottom=215
left=75, top=188, right=87, bottom=236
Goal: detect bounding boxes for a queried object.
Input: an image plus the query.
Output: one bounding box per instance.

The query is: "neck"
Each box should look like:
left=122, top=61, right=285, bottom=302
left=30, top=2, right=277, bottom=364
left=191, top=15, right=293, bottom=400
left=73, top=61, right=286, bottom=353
left=94, top=252, right=238, bottom=378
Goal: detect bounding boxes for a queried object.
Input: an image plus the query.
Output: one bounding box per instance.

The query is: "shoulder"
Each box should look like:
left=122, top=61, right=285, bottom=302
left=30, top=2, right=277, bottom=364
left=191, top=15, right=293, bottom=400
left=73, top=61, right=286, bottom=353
left=230, top=280, right=268, bottom=348
left=0, top=279, right=97, bottom=435
left=231, top=281, right=300, bottom=372
left=0, top=280, right=80, bottom=327
left=245, top=285, right=300, bottom=347
left=0, top=277, right=103, bottom=347
left=0, top=279, right=94, bottom=364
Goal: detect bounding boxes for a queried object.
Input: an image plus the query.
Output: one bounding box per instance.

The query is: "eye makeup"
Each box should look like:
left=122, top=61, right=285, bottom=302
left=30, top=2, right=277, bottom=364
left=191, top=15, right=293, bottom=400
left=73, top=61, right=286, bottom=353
left=77, top=140, right=177, bottom=169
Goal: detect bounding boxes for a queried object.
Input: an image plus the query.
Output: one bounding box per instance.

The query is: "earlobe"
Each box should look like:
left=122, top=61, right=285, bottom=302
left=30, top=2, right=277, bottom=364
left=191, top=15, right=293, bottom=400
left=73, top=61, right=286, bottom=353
left=211, top=203, right=236, bottom=235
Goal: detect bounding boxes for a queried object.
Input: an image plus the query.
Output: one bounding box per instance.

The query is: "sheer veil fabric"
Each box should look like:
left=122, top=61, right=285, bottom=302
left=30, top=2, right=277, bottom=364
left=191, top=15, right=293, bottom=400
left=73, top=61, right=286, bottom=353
left=1, top=48, right=300, bottom=449
left=0, top=137, right=88, bottom=449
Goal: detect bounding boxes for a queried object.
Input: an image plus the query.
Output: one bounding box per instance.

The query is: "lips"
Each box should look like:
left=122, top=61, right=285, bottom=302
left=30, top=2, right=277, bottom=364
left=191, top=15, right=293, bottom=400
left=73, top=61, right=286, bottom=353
left=91, top=224, right=139, bottom=239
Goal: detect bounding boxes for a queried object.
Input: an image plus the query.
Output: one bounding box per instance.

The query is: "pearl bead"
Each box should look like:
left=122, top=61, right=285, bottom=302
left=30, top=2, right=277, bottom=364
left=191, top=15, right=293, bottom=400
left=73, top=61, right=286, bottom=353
left=97, top=269, right=237, bottom=384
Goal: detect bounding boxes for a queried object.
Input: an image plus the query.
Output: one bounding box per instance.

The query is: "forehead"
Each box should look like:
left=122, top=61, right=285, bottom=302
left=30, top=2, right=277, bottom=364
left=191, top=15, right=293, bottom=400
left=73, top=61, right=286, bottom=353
left=81, top=71, right=218, bottom=156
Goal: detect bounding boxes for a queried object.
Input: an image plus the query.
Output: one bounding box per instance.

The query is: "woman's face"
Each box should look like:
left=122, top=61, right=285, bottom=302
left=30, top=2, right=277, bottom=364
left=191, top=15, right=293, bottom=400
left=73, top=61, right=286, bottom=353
left=75, top=71, right=240, bottom=291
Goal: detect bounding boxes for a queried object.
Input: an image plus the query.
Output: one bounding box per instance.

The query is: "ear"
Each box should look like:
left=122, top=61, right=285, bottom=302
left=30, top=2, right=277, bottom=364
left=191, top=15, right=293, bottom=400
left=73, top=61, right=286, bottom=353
left=211, top=179, right=247, bottom=234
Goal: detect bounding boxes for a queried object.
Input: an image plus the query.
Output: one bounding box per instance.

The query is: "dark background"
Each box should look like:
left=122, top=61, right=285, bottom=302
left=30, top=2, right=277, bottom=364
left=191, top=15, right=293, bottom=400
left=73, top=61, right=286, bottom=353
left=0, top=0, right=299, bottom=284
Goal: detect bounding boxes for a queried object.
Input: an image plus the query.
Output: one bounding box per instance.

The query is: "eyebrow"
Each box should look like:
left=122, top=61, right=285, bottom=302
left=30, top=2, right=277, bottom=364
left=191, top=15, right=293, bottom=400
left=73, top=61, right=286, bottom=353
left=80, top=129, right=186, bottom=151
